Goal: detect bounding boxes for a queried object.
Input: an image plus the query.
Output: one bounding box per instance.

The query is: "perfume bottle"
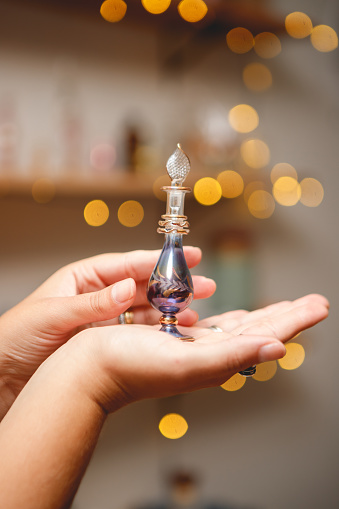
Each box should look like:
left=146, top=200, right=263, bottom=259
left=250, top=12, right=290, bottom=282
left=147, top=144, right=194, bottom=340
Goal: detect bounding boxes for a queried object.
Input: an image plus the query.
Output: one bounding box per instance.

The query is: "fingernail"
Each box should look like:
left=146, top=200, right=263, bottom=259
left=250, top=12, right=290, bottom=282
left=258, top=342, right=286, bottom=363
left=112, top=279, right=134, bottom=304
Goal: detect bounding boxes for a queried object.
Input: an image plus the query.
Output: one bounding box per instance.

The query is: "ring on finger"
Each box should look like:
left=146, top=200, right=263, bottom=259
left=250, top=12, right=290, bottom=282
left=118, top=311, right=134, bottom=325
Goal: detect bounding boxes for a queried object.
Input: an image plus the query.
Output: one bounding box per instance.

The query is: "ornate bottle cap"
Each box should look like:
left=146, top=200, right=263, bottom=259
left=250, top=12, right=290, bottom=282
left=166, top=143, right=191, bottom=186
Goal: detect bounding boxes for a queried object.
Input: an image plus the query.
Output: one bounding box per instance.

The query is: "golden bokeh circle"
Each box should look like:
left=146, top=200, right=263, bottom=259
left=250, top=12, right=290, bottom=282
left=273, top=176, right=301, bottom=206
left=228, top=104, right=259, bottom=134
left=217, top=170, right=244, bottom=198
left=285, top=12, right=313, bottom=39
left=270, top=162, right=298, bottom=184
left=178, top=0, right=208, bottom=23
left=240, top=139, right=270, bottom=169
left=32, top=178, right=56, bottom=204
left=247, top=190, right=275, bottom=219
left=242, top=62, right=272, bottom=92
left=253, top=361, right=277, bottom=381
left=310, top=25, right=338, bottom=52
left=226, top=27, right=254, bottom=54
left=278, top=343, right=305, bottom=370
left=142, top=0, right=171, bottom=15
left=243, top=180, right=266, bottom=203
left=118, top=200, right=144, bottom=227
left=221, top=373, right=246, bottom=391
left=153, top=175, right=169, bottom=201
left=159, top=413, right=188, bottom=439
left=299, top=178, right=324, bottom=207
left=100, top=0, right=127, bottom=22
left=254, top=32, right=282, bottom=59
left=84, top=199, right=109, bottom=227
left=194, top=177, right=222, bottom=205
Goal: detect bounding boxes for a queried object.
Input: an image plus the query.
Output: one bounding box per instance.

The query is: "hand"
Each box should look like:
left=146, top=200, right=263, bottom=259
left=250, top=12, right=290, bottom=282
left=66, top=293, right=329, bottom=412
left=0, top=248, right=216, bottom=419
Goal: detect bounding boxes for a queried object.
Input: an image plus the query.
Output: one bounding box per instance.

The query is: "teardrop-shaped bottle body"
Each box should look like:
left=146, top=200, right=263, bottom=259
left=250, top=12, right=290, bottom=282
left=147, top=233, right=193, bottom=315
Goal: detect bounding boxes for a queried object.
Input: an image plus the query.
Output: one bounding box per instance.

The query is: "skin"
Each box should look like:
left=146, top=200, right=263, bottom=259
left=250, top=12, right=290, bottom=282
left=0, top=249, right=329, bottom=509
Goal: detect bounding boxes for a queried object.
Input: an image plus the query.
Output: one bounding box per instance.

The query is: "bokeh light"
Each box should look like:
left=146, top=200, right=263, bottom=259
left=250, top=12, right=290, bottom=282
left=247, top=190, right=275, bottom=219
left=242, top=62, right=272, bottom=92
left=142, top=0, right=171, bottom=15
left=90, top=142, right=116, bottom=172
left=285, top=12, right=313, bottom=39
left=270, top=162, right=298, bottom=184
left=254, top=32, right=282, bottom=59
left=100, top=0, right=127, bottom=22
left=32, top=178, right=56, bottom=204
left=240, top=139, right=270, bottom=168
left=84, top=199, right=109, bottom=227
left=118, top=200, right=144, bottom=227
left=243, top=180, right=266, bottom=203
left=310, top=25, right=338, bottom=52
left=159, top=413, right=188, bottom=439
left=178, top=0, right=208, bottom=23
left=299, top=178, right=324, bottom=207
left=152, top=175, right=169, bottom=201
left=217, top=170, right=244, bottom=198
left=221, top=373, right=246, bottom=391
left=194, top=177, right=222, bottom=205
left=253, top=361, right=277, bottom=381
left=278, top=342, right=305, bottom=370
left=273, top=176, right=301, bottom=206
left=228, top=104, right=259, bottom=134
left=226, top=27, right=254, bottom=54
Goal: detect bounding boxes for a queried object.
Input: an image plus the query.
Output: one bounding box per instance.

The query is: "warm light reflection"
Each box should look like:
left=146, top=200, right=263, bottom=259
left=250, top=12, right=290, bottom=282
left=310, top=25, right=338, bottom=52
left=142, top=0, right=171, bottom=15
left=221, top=373, right=246, bottom=391
left=178, top=0, right=208, bottom=23
left=217, top=170, right=244, bottom=198
left=118, top=200, right=144, bottom=227
left=270, top=162, right=298, bottom=184
left=240, top=139, right=270, bottom=168
left=278, top=343, right=305, bottom=370
left=153, top=175, right=169, bottom=201
left=285, top=12, right=313, bottom=39
left=247, top=190, right=275, bottom=219
left=273, top=176, right=301, bottom=206
left=300, top=178, right=324, bottom=207
left=159, top=413, right=188, bottom=439
left=226, top=27, right=254, bottom=54
left=242, top=62, right=272, bottom=92
left=194, top=177, right=222, bottom=205
left=90, top=142, right=116, bottom=172
left=228, top=104, right=259, bottom=134
left=254, top=32, right=282, bottom=59
left=253, top=361, right=277, bottom=381
left=84, top=199, right=109, bottom=227
left=32, top=178, right=56, bottom=204
left=100, top=0, right=127, bottom=22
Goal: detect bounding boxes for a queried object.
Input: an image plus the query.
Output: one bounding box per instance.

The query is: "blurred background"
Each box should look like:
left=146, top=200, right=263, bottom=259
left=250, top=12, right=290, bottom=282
left=0, top=0, right=338, bottom=508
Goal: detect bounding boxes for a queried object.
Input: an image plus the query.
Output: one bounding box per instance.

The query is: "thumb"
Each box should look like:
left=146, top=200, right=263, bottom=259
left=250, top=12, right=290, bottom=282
left=52, top=278, right=136, bottom=330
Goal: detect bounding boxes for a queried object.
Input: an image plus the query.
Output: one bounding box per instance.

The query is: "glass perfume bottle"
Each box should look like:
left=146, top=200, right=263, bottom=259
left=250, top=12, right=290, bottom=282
left=147, top=144, right=194, bottom=340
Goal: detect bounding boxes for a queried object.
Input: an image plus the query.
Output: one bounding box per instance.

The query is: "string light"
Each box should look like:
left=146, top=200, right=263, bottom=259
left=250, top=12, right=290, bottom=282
left=142, top=0, right=171, bottom=15
left=247, top=190, right=275, bottom=219
left=270, top=163, right=298, bottom=184
left=217, top=170, right=244, bottom=198
left=178, top=0, right=208, bottom=23
left=118, top=200, right=144, bottom=227
left=242, top=62, right=272, bottom=92
left=159, top=413, right=188, bottom=439
left=285, top=12, right=313, bottom=39
left=299, top=178, right=324, bottom=207
left=194, top=177, right=222, bottom=205
left=221, top=373, right=246, bottom=391
left=240, top=139, right=270, bottom=169
left=254, top=32, right=282, bottom=59
left=273, top=176, right=301, bottom=206
left=310, top=25, right=338, bottom=52
left=100, top=0, right=127, bottom=22
left=84, top=200, right=109, bottom=226
left=252, top=361, right=277, bottom=381
left=226, top=27, right=254, bottom=54
left=228, top=104, right=259, bottom=134
left=278, top=343, right=305, bottom=370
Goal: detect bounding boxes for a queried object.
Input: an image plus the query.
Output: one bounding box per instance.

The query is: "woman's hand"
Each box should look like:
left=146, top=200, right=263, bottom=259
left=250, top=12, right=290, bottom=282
left=0, top=247, right=215, bottom=419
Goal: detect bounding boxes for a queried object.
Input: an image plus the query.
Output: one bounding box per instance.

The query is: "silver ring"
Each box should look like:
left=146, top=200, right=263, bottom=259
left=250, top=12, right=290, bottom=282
left=118, top=311, right=134, bottom=324
left=208, top=325, right=223, bottom=333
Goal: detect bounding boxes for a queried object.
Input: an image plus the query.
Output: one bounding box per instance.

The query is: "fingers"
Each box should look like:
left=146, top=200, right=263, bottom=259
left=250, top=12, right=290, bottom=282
left=48, top=278, right=137, bottom=331
left=65, top=247, right=203, bottom=294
